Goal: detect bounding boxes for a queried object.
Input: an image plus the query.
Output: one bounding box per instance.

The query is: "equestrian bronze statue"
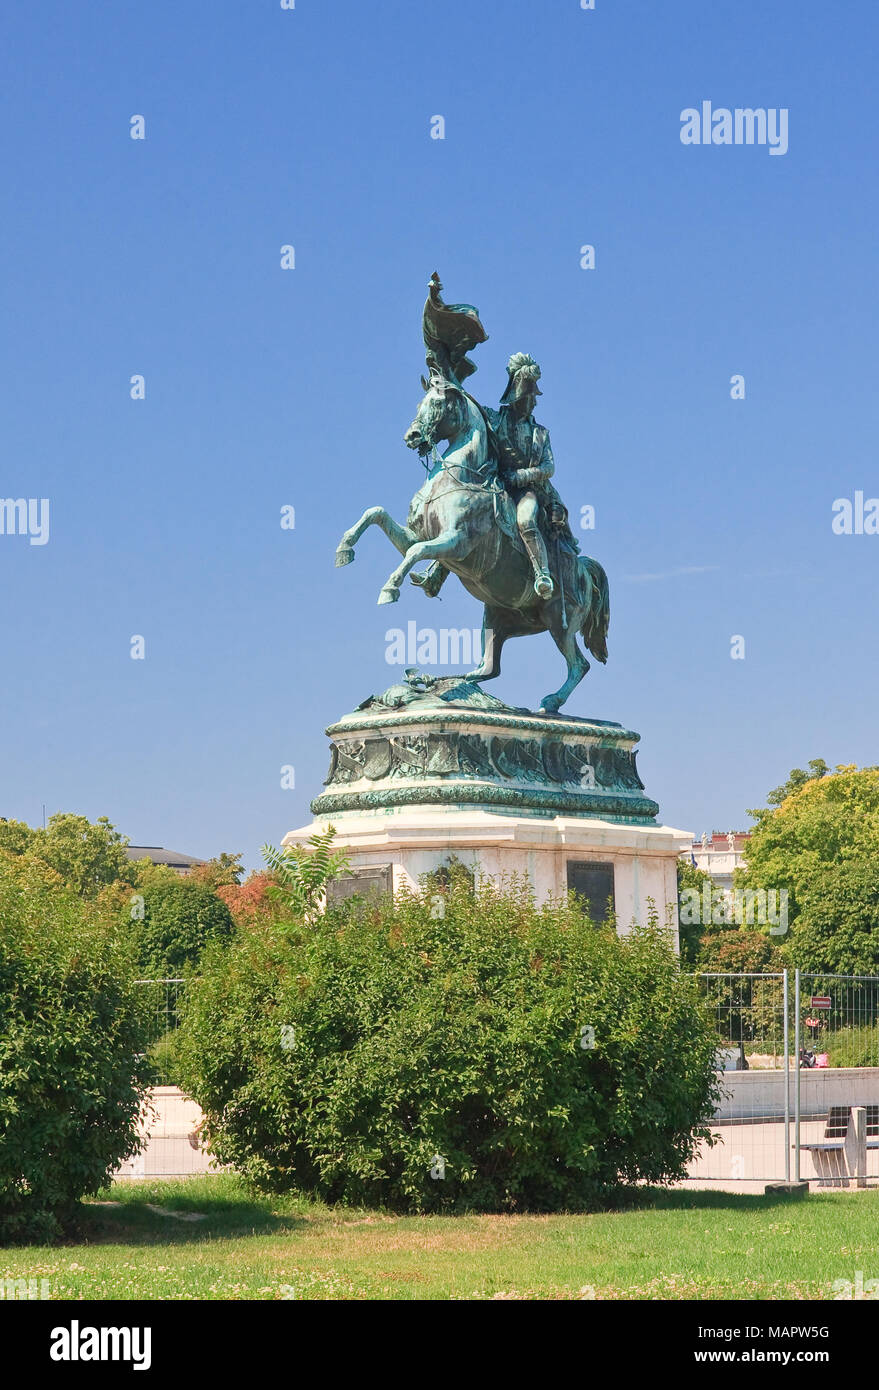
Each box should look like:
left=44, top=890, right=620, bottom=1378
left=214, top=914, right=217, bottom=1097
left=335, top=273, right=610, bottom=714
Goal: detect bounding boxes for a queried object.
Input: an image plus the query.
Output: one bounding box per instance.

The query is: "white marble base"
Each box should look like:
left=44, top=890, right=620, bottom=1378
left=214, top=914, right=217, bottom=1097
left=284, top=804, right=692, bottom=946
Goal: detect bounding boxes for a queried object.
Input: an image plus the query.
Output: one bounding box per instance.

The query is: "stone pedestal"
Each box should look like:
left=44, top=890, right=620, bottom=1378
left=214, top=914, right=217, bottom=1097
left=284, top=673, right=691, bottom=940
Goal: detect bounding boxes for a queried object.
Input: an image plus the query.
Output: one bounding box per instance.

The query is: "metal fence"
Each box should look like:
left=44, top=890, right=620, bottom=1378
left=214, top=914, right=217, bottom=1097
left=688, top=971, right=879, bottom=1185
left=696, top=971, right=788, bottom=1068
left=798, top=973, right=879, bottom=1068
left=135, top=978, right=185, bottom=1085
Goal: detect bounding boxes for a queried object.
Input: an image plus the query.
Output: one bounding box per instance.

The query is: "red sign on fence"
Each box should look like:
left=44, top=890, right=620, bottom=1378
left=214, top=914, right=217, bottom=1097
left=810, top=996, right=832, bottom=1009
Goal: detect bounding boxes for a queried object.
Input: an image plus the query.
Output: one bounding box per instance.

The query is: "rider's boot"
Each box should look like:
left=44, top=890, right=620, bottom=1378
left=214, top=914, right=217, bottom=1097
left=410, top=562, right=449, bottom=597
left=521, top=526, right=554, bottom=600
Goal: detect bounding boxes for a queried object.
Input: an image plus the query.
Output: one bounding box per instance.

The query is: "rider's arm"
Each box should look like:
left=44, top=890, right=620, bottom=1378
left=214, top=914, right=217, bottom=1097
left=537, top=435, right=555, bottom=482
left=511, top=437, right=555, bottom=490
left=510, top=467, right=541, bottom=488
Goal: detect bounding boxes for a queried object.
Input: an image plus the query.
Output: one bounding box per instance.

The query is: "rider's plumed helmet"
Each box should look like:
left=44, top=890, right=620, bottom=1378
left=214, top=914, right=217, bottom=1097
left=501, top=352, right=543, bottom=403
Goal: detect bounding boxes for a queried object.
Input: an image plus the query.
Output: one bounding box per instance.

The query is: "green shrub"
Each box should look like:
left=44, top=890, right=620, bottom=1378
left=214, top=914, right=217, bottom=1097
left=178, top=879, right=721, bottom=1212
left=147, top=1029, right=184, bottom=1087
left=0, top=855, right=151, bottom=1242
left=696, top=926, right=783, bottom=975
left=822, top=1024, right=879, bottom=1069
left=132, top=877, right=235, bottom=976
left=677, top=860, right=713, bottom=965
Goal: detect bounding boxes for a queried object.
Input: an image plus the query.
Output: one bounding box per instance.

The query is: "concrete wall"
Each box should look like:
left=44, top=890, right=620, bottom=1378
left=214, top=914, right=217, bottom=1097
left=686, top=1068, right=879, bottom=1184
left=115, top=1087, right=217, bottom=1179
left=120, top=1072, right=879, bottom=1185
left=714, top=1066, right=879, bottom=1121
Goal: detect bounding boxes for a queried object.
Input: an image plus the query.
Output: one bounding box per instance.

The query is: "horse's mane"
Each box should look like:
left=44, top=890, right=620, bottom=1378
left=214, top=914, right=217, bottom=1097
left=462, top=389, right=500, bottom=464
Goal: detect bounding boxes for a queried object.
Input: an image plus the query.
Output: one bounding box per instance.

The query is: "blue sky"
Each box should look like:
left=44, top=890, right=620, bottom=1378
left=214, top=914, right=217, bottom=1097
left=1, top=1, right=877, bottom=867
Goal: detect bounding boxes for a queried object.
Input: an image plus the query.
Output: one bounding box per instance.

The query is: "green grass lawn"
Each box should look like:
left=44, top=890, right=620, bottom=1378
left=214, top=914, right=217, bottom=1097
left=4, top=1177, right=879, bottom=1300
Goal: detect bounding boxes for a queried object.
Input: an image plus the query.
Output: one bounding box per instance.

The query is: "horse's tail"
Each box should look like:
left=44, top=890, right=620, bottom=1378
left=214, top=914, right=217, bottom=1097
left=578, top=555, right=610, bottom=663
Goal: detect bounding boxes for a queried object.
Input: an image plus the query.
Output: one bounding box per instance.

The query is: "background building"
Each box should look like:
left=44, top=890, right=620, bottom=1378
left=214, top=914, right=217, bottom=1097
left=683, top=831, right=750, bottom=891
left=125, top=846, right=205, bottom=876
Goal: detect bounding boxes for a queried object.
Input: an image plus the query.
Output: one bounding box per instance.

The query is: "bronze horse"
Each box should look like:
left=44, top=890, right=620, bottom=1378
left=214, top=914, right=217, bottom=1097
left=335, top=370, right=609, bottom=713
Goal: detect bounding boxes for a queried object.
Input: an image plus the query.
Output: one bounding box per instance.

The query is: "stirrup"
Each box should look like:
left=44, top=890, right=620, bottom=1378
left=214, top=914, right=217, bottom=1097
left=411, top=567, right=444, bottom=598
left=533, top=571, right=554, bottom=599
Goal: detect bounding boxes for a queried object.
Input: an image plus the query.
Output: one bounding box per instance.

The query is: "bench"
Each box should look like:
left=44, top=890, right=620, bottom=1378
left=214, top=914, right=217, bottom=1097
left=799, top=1106, right=878, bottom=1187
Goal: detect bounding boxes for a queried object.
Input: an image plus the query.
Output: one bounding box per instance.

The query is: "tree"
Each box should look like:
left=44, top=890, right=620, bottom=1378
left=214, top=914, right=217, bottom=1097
left=789, top=860, right=879, bottom=974
left=188, top=853, right=244, bottom=888
left=131, top=877, right=235, bottom=976
left=0, top=818, right=36, bottom=857
left=2, top=813, right=135, bottom=898
left=741, top=763, right=879, bottom=972
left=676, top=860, right=713, bottom=965
left=767, top=759, right=829, bottom=806
left=261, top=826, right=351, bottom=922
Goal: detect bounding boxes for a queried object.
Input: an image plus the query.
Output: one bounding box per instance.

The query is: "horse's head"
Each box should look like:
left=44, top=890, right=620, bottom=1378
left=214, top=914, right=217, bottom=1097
left=404, top=372, right=467, bottom=456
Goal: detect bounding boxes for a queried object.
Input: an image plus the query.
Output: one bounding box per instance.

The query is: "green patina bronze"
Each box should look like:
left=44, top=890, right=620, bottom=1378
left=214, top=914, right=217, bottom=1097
left=323, top=275, right=661, bottom=825
left=310, top=672, right=659, bottom=824
left=335, top=273, right=610, bottom=715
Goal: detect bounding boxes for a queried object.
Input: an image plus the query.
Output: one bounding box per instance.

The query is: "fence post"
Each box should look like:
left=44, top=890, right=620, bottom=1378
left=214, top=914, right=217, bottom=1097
left=853, top=1107, right=867, bottom=1189
left=794, top=968, right=801, bottom=1182
left=783, top=969, right=790, bottom=1182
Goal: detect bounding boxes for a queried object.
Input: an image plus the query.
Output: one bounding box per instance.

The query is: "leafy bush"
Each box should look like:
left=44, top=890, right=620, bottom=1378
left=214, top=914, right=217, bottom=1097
left=697, top=926, right=784, bottom=974
left=132, top=877, right=235, bottom=976
left=147, top=1029, right=184, bottom=1087
left=677, top=860, right=713, bottom=965
left=0, top=854, right=151, bottom=1242
left=217, top=872, right=285, bottom=929
left=262, top=826, right=350, bottom=920
left=178, top=879, right=720, bottom=1212
left=822, top=1024, right=879, bottom=1069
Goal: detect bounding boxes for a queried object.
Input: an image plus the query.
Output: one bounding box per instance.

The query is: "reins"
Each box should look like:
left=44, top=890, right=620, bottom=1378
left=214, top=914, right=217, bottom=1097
left=417, top=390, right=499, bottom=492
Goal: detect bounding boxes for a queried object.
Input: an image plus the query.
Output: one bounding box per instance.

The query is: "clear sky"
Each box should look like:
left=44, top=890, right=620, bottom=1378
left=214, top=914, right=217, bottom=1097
left=1, top=1, right=876, bottom=868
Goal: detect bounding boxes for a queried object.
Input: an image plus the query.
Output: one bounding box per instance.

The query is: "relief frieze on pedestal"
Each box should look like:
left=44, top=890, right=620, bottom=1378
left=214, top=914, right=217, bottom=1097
left=313, top=674, right=657, bottom=823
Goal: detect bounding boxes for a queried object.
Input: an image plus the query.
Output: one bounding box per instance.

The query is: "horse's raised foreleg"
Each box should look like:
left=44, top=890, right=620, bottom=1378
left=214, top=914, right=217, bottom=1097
left=335, top=507, right=416, bottom=567
left=378, top=529, right=472, bottom=605
left=540, top=612, right=591, bottom=713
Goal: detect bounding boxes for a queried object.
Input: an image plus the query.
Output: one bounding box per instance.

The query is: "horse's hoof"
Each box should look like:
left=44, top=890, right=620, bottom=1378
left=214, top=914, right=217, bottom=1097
left=335, top=546, right=354, bottom=567
left=378, top=586, right=400, bottom=605
left=539, top=696, right=562, bottom=714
